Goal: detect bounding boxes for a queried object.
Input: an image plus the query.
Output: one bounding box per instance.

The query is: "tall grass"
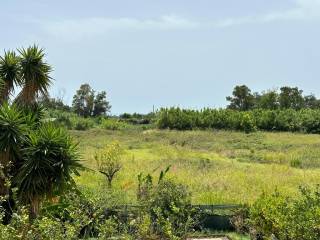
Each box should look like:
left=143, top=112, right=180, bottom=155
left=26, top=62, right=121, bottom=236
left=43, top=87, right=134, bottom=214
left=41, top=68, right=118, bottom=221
left=72, top=128, right=320, bottom=205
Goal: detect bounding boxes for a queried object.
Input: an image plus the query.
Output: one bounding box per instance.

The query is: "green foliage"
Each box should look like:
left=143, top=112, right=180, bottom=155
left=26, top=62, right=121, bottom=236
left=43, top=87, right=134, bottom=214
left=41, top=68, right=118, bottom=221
left=47, top=110, right=74, bottom=129
left=249, top=186, right=320, bottom=240
left=136, top=168, right=196, bottom=239
left=0, top=51, right=21, bottom=103
left=150, top=180, right=195, bottom=239
left=157, top=107, right=320, bottom=133
left=226, top=85, right=316, bottom=111
left=256, top=90, right=279, bottom=110
left=0, top=103, right=27, bottom=200
left=46, top=109, right=96, bottom=130
left=72, top=83, right=95, bottom=117
left=119, top=112, right=155, bottom=125
left=93, top=91, right=111, bottom=117
left=16, top=45, right=52, bottom=105
left=38, top=95, right=71, bottom=112
left=230, top=206, right=250, bottom=234
left=95, top=141, right=123, bottom=187
left=279, top=86, right=304, bottom=110
left=101, top=118, right=129, bottom=130
left=240, top=113, right=256, bottom=133
left=226, top=85, right=255, bottom=111
left=73, top=117, right=94, bottom=130
left=72, top=83, right=111, bottom=117
left=0, top=190, right=121, bottom=239
left=15, top=123, right=82, bottom=219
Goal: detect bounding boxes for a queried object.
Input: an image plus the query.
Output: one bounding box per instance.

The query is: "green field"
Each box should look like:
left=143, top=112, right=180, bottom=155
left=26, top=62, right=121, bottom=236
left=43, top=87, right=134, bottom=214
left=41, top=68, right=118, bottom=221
left=73, top=128, right=320, bottom=205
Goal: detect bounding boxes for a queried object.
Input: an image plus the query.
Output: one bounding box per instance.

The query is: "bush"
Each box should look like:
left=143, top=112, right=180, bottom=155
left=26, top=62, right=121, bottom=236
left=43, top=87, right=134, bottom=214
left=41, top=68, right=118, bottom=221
left=101, top=118, right=129, bottom=130
left=150, top=180, right=195, bottom=239
left=249, top=186, right=320, bottom=240
left=73, top=118, right=94, bottom=130
left=46, top=110, right=96, bottom=130
left=240, top=113, right=256, bottom=133
left=230, top=206, right=250, bottom=234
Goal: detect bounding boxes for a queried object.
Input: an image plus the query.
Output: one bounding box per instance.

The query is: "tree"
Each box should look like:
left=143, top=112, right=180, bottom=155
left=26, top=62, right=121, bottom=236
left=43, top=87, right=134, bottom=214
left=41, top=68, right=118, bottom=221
left=226, top=85, right=255, bottom=111
left=15, top=46, right=52, bottom=105
left=256, top=90, right=279, bottom=110
left=304, top=94, right=320, bottom=109
left=0, top=51, right=21, bottom=104
left=93, top=91, right=111, bottom=116
left=94, top=142, right=123, bottom=188
left=279, top=86, right=304, bottom=110
left=72, top=84, right=95, bottom=117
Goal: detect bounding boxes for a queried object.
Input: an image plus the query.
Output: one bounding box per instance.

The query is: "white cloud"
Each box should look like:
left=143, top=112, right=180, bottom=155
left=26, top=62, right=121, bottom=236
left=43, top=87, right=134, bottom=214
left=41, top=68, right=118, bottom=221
left=42, top=0, right=320, bottom=39
left=43, top=15, right=198, bottom=39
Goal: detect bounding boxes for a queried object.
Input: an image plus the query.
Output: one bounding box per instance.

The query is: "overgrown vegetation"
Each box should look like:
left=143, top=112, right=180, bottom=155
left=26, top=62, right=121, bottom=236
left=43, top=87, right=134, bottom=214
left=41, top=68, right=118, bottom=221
left=157, top=107, right=320, bottom=133
left=230, top=185, right=320, bottom=240
left=2, top=45, right=320, bottom=239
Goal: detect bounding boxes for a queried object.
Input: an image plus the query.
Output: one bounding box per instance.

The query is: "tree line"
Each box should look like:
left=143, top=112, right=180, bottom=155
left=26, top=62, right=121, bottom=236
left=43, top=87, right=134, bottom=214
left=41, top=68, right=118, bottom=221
left=157, top=107, right=320, bottom=133
left=226, top=85, right=320, bottom=111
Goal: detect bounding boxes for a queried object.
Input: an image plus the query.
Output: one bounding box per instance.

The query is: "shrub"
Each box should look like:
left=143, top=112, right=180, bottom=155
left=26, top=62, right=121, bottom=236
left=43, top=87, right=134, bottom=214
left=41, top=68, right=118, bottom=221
left=101, top=118, right=129, bottom=130
left=150, top=180, right=195, bottom=239
left=73, top=118, right=94, bottom=130
left=240, top=113, right=256, bottom=133
left=230, top=206, right=250, bottom=234
left=135, top=167, right=196, bottom=239
left=249, top=186, right=320, bottom=240
left=46, top=110, right=75, bottom=129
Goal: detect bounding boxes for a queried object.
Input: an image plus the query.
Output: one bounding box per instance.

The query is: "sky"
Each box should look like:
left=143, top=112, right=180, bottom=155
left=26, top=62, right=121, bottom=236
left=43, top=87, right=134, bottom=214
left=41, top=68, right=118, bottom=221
left=1, top=0, right=320, bottom=114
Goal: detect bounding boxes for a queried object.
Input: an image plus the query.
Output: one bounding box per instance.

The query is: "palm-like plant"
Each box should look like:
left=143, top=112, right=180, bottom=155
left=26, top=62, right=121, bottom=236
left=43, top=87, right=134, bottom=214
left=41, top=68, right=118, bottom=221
left=16, top=45, right=52, bottom=105
left=0, top=79, right=4, bottom=96
left=0, top=51, right=21, bottom=103
left=15, top=124, right=82, bottom=219
left=0, top=103, right=26, bottom=196
left=0, top=46, right=82, bottom=222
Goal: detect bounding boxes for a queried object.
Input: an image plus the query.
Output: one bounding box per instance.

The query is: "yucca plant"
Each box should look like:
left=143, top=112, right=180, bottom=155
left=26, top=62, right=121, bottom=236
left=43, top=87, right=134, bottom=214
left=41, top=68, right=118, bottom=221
left=15, top=124, right=82, bottom=220
left=0, top=51, right=21, bottom=103
left=0, top=79, right=4, bottom=97
left=0, top=46, right=83, bottom=222
left=0, top=103, right=27, bottom=196
left=15, top=45, right=52, bottom=105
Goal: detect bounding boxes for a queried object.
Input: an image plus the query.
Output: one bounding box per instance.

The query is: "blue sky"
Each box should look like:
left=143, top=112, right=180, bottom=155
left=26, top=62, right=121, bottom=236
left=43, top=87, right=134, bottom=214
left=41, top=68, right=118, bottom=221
left=1, top=0, right=320, bottom=114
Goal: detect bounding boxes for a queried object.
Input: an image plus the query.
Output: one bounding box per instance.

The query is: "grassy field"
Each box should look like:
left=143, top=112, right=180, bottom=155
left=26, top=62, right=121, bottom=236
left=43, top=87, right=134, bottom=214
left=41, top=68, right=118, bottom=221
left=72, top=128, right=320, bottom=204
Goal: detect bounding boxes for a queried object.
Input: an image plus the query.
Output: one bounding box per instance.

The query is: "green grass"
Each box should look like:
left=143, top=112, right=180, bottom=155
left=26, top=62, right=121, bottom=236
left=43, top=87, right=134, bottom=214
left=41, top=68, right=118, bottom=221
left=72, top=128, right=320, bottom=204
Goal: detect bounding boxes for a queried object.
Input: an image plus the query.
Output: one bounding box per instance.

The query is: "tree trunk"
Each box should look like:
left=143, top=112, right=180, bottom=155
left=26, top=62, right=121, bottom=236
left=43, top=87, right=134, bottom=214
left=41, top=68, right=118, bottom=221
left=29, top=197, right=40, bottom=222
left=107, top=177, right=112, bottom=188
